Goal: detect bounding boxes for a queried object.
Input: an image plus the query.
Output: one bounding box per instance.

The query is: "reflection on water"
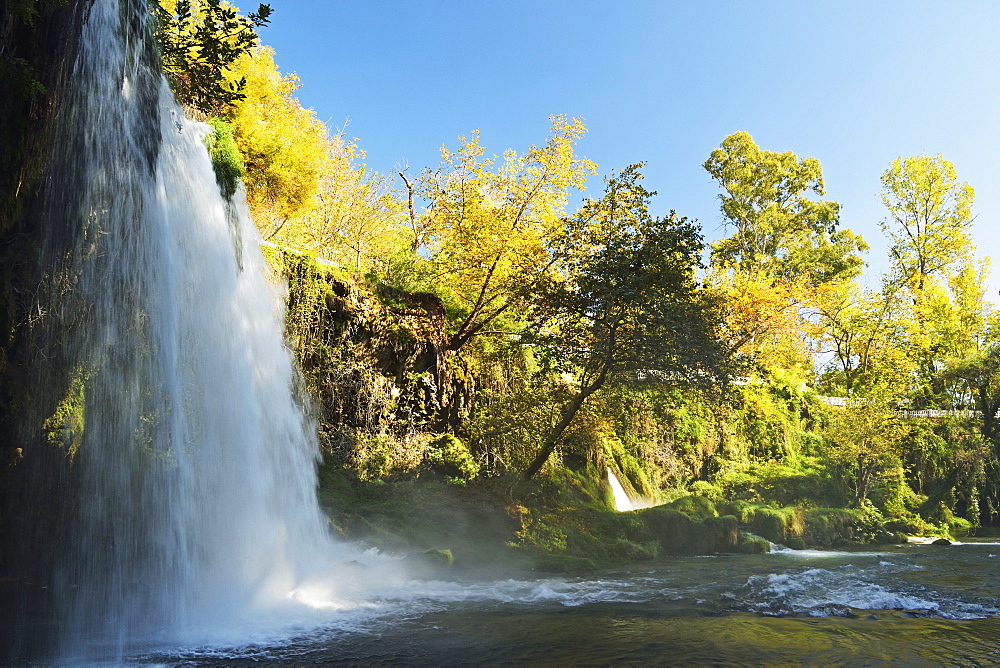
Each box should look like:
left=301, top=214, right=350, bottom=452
left=139, top=539, right=1000, bottom=665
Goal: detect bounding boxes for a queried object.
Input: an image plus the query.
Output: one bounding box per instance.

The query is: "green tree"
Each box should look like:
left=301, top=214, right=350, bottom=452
left=405, top=116, right=596, bottom=351
left=522, top=165, right=728, bottom=480
left=815, top=281, right=910, bottom=396
left=880, top=154, right=975, bottom=292
left=704, top=131, right=866, bottom=284
left=154, top=0, right=272, bottom=114
left=825, top=357, right=911, bottom=506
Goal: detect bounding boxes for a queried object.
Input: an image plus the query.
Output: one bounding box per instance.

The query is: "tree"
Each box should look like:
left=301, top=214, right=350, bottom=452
left=704, top=131, right=866, bottom=284
left=879, top=156, right=989, bottom=408
left=703, top=132, right=867, bottom=374
left=405, top=116, right=596, bottom=351
left=826, top=398, right=908, bottom=506
left=948, top=345, right=1000, bottom=465
left=880, top=154, right=975, bottom=292
left=825, top=348, right=912, bottom=506
left=522, top=165, right=728, bottom=480
left=154, top=0, right=272, bottom=114
left=705, top=268, right=814, bottom=370
left=815, top=281, right=910, bottom=396
left=292, top=130, right=408, bottom=274
left=222, top=45, right=329, bottom=238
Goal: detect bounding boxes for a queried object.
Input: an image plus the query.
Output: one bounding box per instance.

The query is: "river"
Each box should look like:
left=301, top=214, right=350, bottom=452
left=125, top=539, right=1000, bottom=666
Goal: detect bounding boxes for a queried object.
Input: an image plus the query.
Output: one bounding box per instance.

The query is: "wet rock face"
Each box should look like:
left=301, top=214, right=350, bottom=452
left=0, top=0, right=97, bottom=646
left=276, top=253, right=474, bottom=458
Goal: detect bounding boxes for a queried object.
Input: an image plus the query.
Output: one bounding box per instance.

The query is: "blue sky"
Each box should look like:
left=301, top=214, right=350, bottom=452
left=258, top=1, right=999, bottom=294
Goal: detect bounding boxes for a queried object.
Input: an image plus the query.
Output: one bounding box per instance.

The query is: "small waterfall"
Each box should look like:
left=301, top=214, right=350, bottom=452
left=608, top=468, right=635, bottom=512
left=31, top=0, right=384, bottom=659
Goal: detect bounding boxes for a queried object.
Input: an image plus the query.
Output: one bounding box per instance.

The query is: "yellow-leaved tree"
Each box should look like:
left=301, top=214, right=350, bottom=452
left=295, top=131, right=408, bottom=274
left=222, top=45, right=328, bottom=240
left=405, top=116, right=597, bottom=351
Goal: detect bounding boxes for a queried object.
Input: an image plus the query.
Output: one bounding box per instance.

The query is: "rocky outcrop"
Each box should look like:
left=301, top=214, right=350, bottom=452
left=270, top=249, right=474, bottom=463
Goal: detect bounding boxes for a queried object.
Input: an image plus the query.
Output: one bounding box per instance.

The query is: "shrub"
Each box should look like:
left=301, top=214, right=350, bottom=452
left=425, top=434, right=480, bottom=481
left=205, top=117, right=244, bottom=199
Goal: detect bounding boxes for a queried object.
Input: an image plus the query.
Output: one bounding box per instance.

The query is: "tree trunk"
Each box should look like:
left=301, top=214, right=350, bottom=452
left=522, top=371, right=607, bottom=481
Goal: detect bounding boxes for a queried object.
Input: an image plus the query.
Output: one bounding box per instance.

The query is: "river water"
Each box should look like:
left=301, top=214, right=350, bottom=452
left=129, top=539, right=1000, bottom=666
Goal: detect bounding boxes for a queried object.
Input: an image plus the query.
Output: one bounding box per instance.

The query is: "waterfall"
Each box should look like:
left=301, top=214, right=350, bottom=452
left=30, top=0, right=375, bottom=659
left=608, top=468, right=635, bottom=512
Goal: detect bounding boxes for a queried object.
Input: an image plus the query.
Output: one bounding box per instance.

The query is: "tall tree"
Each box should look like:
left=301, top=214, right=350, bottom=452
left=704, top=132, right=867, bottom=374
left=405, top=116, right=596, bottom=351
left=522, top=165, right=728, bottom=480
left=704, top=131, right=866, bottom=284
left=879, top=155, right=989, bottom=407
left=880, top=154, right=974, bottom=292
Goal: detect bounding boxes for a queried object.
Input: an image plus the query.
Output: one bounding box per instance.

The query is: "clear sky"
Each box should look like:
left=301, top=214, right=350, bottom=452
left=257, top=1, right=999, bottom=295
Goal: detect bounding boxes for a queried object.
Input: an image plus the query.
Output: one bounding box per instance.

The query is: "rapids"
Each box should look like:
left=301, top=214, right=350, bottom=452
left=139, top=539, right=1000, bottom=665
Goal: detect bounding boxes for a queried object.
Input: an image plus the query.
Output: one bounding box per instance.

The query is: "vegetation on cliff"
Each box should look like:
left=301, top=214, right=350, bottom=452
left=144, top=1, right=1000, bottom=569
left=3, top=2, right=998, bottom=578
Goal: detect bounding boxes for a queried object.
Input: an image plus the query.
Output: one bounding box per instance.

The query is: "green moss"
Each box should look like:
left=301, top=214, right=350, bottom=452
left=205, top=117, right=244, bottom=200
left=783, top=536, right=806, bottom=550
left=737, top=533, right=771, bottom=554
left=533, top=554, right=598, bottom=573
left=665, top=495, right=718, bottom=521
left=635, top=506, right=715, bottom=556
left=801, top=506, right=894, bottom=546
left=719, top=502, right=806, bottom=545
left=41, top=365, right=87, bottom=457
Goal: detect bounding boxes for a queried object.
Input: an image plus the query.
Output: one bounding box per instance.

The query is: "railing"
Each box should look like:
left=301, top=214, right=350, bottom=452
left=260, top=240, right=344, bottom=269
left=817, top=395, right=981, bottom=419
left=897, top=409, right=981, bottom=419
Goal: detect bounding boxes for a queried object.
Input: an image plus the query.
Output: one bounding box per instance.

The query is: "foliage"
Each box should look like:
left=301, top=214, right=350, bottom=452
left=522, top=164, right=729, bottom=479
left=703, top=132, right=866, bottom=374
left=880, top=154, right=975, bottom=291
left=825, top=400, right=907, bottom=506
left=425, top=434, right=479, bottom=481
left=404, top=116, right=596, bottom=351
left=41, top=364, right=87, bottom=457
left=222, top=45, right=329, bottom=237
left=704, top=131, right=866, bottom=284
left=296, top=131, right=409, bottom=274
left=705, top=269, right=814, bottom=369
left=815, top=280, right=911, bottom=397
left=949, top=345, right=1000, bottom=454
left=204, top=116, right=243, bottom=199
left=154, top=0, right=272, bottom=114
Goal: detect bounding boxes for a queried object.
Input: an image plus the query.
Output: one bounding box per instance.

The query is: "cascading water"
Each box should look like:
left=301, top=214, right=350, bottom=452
left=607, top=468, right=634, bottom=512
left=33, top=0, right=391, bottom=659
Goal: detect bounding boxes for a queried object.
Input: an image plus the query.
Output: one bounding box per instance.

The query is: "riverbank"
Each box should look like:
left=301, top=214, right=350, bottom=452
left=314, top=456, right=966, bottom=574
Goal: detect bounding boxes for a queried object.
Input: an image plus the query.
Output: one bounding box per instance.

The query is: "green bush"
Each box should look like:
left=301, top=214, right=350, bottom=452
left=425, top=434, right=479, bottom=481
left=205, top=117, right=244, bottom=199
